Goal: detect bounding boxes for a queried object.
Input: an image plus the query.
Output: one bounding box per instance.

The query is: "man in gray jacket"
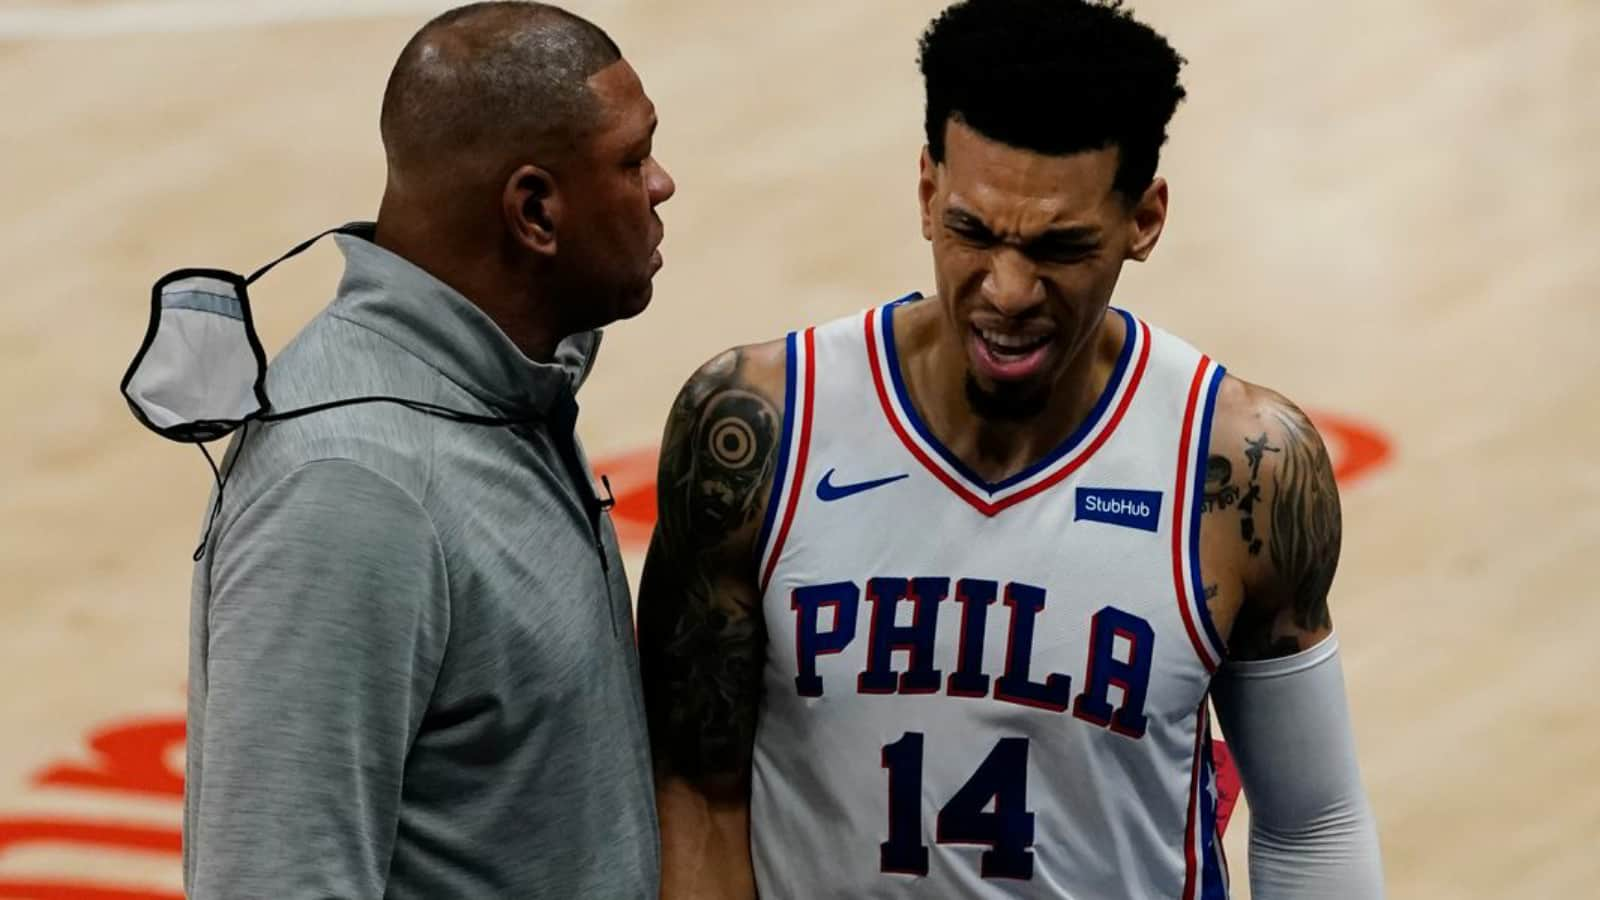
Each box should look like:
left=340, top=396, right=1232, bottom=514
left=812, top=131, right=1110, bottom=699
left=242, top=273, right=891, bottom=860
left=182, top=3, right=675, bottom=897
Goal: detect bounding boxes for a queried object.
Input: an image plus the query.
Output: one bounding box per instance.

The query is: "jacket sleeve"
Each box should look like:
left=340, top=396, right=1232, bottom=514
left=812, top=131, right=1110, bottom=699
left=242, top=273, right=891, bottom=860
left=186, top=459, right=450, bottom=899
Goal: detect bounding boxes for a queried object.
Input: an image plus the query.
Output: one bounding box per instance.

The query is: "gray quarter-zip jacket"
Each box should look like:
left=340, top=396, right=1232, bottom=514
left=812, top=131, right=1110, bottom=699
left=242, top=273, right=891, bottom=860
left=183, top=225, right=658, bottom=899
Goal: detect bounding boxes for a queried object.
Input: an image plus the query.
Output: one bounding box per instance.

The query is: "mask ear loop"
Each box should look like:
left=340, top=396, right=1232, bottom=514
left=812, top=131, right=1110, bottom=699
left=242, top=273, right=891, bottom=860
left=244, top=222, right=362, bottom=286
left=178, top=222, right=379, bottom=560
left=192, top=420, right=254, bottom=561
left=188, top=397, right=513, bottom=560
left=256, top=395, right=522, bottom=426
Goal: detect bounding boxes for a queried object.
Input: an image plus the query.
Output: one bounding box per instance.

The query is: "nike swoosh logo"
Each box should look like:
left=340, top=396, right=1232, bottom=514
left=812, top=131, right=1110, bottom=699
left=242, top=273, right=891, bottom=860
left=816, top=468, right=909, bottom=502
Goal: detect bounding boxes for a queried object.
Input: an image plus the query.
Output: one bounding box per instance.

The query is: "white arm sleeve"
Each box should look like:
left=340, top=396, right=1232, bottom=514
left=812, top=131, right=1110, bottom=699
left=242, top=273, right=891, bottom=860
left=1210, top=633, right=1385, bottom=899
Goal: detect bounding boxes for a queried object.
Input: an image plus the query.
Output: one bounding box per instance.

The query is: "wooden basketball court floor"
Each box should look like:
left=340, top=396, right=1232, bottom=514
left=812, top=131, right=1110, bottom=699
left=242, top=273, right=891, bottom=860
left=0, top=0, right=1595, bottom=895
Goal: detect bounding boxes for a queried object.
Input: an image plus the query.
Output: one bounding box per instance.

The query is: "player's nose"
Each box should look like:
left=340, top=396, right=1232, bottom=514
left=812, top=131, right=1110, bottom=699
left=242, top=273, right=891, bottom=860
left=981, top=247, right=1045, bottom=317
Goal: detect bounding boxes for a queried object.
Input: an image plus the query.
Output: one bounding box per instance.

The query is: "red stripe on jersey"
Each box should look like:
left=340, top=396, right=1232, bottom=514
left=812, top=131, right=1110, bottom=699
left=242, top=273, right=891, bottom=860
left=760, top=327, right=816, bottom=594
left=1171, top=357, right=1220, bottom=672
left=866, top=309, right=1151, bottom=517
left=865, top=310, right=985, bottom=509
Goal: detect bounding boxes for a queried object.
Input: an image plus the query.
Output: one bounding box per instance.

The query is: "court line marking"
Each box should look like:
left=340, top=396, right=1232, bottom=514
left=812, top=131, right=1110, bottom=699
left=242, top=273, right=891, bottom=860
left=0, top=0, right=622, bottom=40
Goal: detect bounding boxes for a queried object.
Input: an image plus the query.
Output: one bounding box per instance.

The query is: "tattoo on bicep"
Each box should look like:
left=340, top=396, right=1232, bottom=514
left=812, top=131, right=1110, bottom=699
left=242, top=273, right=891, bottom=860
left=642, top=349, right=781, bottom=780
left=1265, top=408, right=1341, bottom=631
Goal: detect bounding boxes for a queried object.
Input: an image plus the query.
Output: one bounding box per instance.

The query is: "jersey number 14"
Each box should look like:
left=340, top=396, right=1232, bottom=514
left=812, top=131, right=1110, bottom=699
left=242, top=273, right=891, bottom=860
left=881, top=732, right=1034, bottom=880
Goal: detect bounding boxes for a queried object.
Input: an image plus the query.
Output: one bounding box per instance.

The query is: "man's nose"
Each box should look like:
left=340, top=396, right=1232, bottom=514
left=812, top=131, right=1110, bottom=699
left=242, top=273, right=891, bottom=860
left=647, top=157, right=676, bottom=206
left=981, top=247, right=1045, bottom=316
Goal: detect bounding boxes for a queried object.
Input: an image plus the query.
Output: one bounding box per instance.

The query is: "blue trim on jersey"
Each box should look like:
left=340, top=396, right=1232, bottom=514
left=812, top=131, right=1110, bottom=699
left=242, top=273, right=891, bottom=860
left=1188, top=364, right=1229, bottom=659
left=755, top=331, right=799, bottom=566
left=879, top=303, right=1138, bottom=495
left=1199, top=728, right=1228, bottom=899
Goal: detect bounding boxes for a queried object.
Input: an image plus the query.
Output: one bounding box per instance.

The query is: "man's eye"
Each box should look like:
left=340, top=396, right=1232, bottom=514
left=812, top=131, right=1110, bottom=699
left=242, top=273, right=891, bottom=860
left=950, top=226, right=991, bottom=244
left=1034, top=244, right=1094, bottom=263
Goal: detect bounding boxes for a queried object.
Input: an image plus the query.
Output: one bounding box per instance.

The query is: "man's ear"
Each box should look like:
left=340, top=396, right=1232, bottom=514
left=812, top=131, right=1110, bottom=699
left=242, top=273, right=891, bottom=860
left=918, top=146, right=938, bottom=242
left=505, top=164, right=560, bottom=256
left=1126, top=176, right=1168, bottom=262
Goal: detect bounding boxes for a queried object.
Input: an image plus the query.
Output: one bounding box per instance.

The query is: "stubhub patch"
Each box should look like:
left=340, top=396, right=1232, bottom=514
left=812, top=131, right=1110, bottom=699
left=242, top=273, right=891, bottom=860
left=1074, top=487, right=1163, bottom=533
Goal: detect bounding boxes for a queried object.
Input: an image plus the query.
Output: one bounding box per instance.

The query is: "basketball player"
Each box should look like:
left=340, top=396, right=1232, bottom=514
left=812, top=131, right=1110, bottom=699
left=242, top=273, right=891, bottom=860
left=637, top=0, right=1383, bottom=897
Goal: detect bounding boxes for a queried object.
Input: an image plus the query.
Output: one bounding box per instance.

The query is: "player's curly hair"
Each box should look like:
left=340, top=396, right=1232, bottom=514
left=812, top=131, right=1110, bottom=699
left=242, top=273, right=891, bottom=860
left=918, top=0, right=1187, bottom=201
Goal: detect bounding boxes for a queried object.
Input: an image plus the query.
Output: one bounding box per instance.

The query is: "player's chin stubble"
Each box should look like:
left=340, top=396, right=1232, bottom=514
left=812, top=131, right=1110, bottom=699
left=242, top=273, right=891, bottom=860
left=964, top=373, right=1049, bottom=422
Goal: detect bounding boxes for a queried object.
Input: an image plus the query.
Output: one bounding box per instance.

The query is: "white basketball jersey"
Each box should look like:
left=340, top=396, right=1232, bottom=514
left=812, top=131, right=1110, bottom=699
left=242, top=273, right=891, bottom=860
left=750, top=295, right=1231, bottom=899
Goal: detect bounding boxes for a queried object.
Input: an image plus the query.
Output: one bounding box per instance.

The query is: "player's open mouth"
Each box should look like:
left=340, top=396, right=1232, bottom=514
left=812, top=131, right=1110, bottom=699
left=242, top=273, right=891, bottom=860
left=970, top=326, right=1053, bottom=381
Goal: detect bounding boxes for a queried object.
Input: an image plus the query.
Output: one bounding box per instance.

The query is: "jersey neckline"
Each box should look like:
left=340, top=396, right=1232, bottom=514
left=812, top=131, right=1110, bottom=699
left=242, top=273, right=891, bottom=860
left=866, top=297, right=1149, bottom=516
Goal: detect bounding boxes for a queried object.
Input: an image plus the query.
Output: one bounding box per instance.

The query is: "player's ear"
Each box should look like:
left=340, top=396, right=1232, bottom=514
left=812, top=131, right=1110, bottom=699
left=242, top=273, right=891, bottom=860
left=918, top=146, right=938, bottom=242
left=1126, top=176, right=1168, bottom=262
left=505, top=164, right=560, bottom=257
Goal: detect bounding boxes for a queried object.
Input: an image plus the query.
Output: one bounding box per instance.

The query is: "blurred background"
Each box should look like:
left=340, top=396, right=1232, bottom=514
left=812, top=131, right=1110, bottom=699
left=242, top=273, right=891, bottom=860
left=1, top=0, right=1596, bottom=896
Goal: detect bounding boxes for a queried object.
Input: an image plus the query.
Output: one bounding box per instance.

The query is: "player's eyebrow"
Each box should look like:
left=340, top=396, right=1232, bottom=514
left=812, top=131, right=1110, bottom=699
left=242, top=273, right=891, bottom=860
left=944, top=207, right=1101, bottom=246
left=944, top=208, right=990, bottom=233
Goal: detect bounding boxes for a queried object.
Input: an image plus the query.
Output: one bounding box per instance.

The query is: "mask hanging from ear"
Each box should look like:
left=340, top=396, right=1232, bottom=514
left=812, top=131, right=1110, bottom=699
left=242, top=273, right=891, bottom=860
left=120, top=223, right=528, bottom=559
left=120, top=223, right=353, bottom=444
left=122, top=267, right=269, bottom=444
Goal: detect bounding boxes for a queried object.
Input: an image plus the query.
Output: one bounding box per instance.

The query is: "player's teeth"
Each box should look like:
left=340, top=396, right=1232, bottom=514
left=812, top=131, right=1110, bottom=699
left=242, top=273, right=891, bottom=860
left=980, top=329, right=1042, bottom=350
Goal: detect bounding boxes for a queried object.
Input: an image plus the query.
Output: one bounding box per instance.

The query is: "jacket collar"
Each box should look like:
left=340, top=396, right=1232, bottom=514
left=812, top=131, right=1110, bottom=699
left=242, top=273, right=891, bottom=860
left=329, top=222, right=600, bottom=418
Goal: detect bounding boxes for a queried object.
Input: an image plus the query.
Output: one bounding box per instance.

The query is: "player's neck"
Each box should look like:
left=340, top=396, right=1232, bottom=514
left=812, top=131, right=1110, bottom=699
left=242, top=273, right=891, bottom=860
left=900, top=303, right=1122, bottom=484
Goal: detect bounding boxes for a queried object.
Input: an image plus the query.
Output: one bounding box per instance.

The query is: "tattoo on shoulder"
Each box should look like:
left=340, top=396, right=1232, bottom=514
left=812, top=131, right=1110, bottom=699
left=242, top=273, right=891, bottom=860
left=1243, top=432, right=1280, bottom=480
left=1220, top=396, right=1342, bottom=662
left=1236, top=437, right=1269, bottom=556
left=1202, top=455, right=1240, bottom=513
left=1263, top=403, right=1341, bottom=632
left=658, top=349, right=781, bottom=544
left=640, top=348, right=781, bottom=782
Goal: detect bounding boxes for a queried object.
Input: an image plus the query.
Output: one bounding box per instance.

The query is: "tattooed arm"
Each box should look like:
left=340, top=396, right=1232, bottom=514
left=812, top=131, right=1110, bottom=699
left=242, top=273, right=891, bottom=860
left=637, top=342, right=787, bottom=900
left=1206, top=379, right=1385, bottom=898
left=1216, top=382, right=1342, bottom=660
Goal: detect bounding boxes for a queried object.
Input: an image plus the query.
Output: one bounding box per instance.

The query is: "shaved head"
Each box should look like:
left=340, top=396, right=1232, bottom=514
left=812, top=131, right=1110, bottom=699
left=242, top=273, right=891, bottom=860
left=379, top=1, right=622, bottom=175
left=372, top=1, right=672, bottom=362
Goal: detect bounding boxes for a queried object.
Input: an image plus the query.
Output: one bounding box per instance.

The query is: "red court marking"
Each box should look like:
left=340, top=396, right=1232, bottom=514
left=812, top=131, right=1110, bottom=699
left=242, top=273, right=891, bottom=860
left=1309, top=411, right=1392, bottom=485
left=0, top=883, right=179, bottom=900
left=33, top=718, right=185, bottom=800
left=590, top=447, right=659, bottom=551
left=0, top=721, right=186, bottom=900
left=0, top=819, right=181, bottom=900
left=590, top=409, right=1395, bottom=553
left=0, top=819, right=180, bottom=856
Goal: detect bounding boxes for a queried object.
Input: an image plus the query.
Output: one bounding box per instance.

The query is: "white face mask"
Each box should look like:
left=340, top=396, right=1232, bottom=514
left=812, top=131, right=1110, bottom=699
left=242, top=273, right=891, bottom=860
left=122, top=224, right=525, bottom=441
left=119, top=224, right=611, bottom=560
left=122, top=267, right=270, bottom=443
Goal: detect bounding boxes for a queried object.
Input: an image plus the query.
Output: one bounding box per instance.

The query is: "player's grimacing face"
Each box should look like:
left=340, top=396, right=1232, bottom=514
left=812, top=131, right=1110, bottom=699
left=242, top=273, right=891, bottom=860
left=918, top=120, right=1165, bottom=407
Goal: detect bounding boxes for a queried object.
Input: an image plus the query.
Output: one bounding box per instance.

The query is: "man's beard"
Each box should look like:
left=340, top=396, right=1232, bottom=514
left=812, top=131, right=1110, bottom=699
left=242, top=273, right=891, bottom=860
left=965, top=373, right=1048, bottom=422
